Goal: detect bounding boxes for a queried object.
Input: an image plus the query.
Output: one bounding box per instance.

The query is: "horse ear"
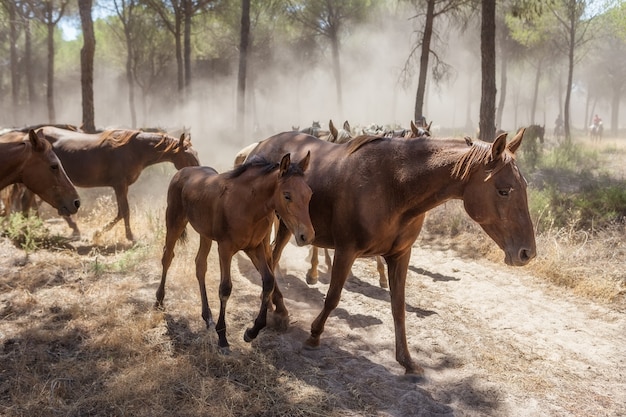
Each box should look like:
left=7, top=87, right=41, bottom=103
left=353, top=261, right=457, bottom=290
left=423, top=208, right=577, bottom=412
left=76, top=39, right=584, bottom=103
left=329, top=119, right=337, bottom=138
left=298, top=150, right=311, bottom=173
left=279, top=153, right=291, bottom=177
left=410, top=120, right=419, bottom=136
left=426, top=121, right=432, bottom=132
left=28, top=129, right=47, bottom=152
left=464, top=136, right=473, bottom=146
left=507, top=128, right=524, bottom=154
left=178, top=133, right=186, bottom=148
left=343, top=120, right=350, bottom=132
left=491, top=132, right=508, bottom=160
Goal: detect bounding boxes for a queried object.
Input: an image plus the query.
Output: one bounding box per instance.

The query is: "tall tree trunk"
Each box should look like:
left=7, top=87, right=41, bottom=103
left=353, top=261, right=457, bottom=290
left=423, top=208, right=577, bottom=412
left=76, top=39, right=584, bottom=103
left=9, top=3, right=19, bottom=123
left=530, top=62, right=541, bottom=124
left=496, top=49, right=507, bottom=129
left=563, top=8, right=575, bottom=143
left=479, top=0, right=497, bottom=141
left=25, top=19, right=35, bottom=116
left=46, top=20, right=56, bottom=123
left=611, top=90, right=619, bottom=136
left=184, top=0, right=192, bottom=91
left=175, top=18, right=184, bottom=100
left=79, top=0, right=96, bottom=133
left=330, top=33, right=343, bottom=114
left=414, top=0, right=435, bottom=122
left=237, top=0, right=250, bottom=138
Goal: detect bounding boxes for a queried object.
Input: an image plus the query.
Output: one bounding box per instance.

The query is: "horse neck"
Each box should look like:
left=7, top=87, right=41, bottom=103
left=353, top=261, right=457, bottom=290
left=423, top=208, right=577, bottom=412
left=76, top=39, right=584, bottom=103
left=237, top=170, right=279, bottom=220
left=0, top=142, right=28, bottom=189
left=394, top=139, right=470, bottom=213
left=137, top=135, right=178, bottom=167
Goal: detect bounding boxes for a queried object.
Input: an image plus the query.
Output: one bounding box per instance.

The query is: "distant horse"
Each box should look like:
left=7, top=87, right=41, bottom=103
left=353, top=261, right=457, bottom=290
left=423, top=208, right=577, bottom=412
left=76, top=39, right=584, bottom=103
left=520, top=124, right=545, bottom=168
left=245, top=128, right=536, bottom=378
left=156, top=153, right=314, bottom=349
left=33, top=126, right=200, bottom=241
left=590, top=122, right=603, bottom=142
left=0, top=130, right=80, bottom=217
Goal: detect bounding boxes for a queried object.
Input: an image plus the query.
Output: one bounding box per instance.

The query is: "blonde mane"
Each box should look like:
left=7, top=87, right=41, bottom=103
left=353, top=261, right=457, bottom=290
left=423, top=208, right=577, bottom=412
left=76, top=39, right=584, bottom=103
left=97, top=129, right=183, bottom=153
left=451, top=139, right=515, bottom=181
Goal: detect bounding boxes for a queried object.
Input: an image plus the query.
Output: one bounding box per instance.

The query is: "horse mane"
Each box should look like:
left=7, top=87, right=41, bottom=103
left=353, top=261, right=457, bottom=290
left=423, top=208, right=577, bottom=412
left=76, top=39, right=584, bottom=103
left=228, top=155, right=305, bottom=179
left=98, top=129, right=141, bottom=147
left=98, top=129, right=184, bottom=153
left=451, top=139, right=514, bottom=181
left=346, top=135, right=385, bottom=154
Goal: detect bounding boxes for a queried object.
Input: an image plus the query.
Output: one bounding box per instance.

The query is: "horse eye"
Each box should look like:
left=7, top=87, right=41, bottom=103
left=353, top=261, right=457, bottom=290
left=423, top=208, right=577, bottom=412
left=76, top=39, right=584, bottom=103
left=283, top=192, right=292, bottom=201
left=51, top=163, right=59, bottom=171
left=498, top=188, right=511, bottom=197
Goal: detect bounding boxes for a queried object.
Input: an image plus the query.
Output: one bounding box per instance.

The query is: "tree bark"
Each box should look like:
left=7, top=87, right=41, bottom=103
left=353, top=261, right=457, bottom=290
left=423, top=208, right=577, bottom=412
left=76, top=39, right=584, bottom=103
left=496, top=48, right=507, bottom=129
left=79, top=0, right=96, bottom=133
left=237, top=0, right=251, bottom=137
left=479, top=0, right=497, bottom=141
left=46, top=19, right=56, bottom=123
left=414, top=0, right=435, bottom=122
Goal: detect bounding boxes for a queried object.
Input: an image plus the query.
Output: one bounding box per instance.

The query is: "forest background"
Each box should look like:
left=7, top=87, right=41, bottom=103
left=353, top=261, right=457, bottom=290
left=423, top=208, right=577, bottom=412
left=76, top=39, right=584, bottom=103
left=1, top=0, right=625, bottom=151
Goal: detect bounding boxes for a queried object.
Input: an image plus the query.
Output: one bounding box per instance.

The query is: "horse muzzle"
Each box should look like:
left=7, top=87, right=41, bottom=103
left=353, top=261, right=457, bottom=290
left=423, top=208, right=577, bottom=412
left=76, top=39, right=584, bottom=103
left=504, top=246, right=536, bottom=266
left=58, top=199, right=81, bottom=216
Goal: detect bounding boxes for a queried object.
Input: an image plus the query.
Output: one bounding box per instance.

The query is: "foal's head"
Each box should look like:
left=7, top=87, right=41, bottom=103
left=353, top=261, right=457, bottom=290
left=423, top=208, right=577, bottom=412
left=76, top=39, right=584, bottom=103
left=274, top=151, right=314, bottom=247
left=169, top=133, right=200, bottom=169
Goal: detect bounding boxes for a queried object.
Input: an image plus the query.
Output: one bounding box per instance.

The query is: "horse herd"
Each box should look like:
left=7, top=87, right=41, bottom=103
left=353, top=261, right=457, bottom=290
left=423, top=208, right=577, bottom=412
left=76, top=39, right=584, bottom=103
left=0, top=121, right=536, bottom=380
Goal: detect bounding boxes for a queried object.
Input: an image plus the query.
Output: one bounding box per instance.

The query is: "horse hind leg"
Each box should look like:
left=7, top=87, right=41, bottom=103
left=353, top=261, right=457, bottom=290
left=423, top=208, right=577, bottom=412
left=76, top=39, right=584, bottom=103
left=155, top=205, right=189, bottom=309
left=306, top=246, right=320, bottom=284
left=376, top=256, right=388, bottom=288
left=215, top=245, right=234, bottom=350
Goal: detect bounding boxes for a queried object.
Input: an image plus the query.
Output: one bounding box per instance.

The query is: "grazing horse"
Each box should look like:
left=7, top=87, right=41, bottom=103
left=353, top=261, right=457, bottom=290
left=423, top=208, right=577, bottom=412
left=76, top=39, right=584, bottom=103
left=0, top=130, right=80, bottom=217
left=33, top=126, right=200, bottom=241
left=156, top=153, right=314, bottom=349
left=245, top=128, right=536, bottom=378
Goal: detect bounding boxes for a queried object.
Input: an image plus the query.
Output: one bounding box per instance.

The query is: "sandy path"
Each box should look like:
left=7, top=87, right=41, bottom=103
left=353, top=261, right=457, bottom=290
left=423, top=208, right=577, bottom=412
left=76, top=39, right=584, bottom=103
left=239, top=240, right=626, bottom=416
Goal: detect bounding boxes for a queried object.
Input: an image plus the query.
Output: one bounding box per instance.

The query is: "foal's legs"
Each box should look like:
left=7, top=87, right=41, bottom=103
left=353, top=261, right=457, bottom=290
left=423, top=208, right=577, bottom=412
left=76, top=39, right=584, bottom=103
left=215, top=244, right=234, bottom=348
left=306, top=246, right=320, bottom=284
left=155, top=209, right=188, bottom=308
left=305, top=249, right=356, bottom=348
left=195, top=236, right=215, bottom=329
left=242, top=243, right=278, bottom=342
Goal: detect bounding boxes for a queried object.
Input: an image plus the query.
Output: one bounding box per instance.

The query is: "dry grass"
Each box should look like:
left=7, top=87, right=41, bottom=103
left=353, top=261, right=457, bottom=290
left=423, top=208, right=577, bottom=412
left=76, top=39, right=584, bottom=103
left=1, top=138, right=625, bottom=416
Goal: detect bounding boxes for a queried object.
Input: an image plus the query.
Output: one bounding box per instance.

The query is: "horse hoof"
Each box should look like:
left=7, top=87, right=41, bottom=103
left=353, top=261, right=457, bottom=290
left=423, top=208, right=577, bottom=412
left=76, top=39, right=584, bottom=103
left=305, top=272, right=318, bottom=285
left=243, top=328, right=256, bottom=343
left=267, top=312, right=289, bottom=331
left=400, top=372, right=427, bottom=384
left=303, top=337, right=320, bottom=350
left=154, top=301, right=165, bottom=310
left=218, top=345, right=231, bottom=355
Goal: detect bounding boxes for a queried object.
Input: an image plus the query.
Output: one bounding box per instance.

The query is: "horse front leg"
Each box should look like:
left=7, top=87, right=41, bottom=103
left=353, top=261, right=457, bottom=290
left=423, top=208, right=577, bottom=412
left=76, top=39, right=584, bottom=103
left=242, top=244, right=278, bottom=342
left=100, top=184, right=132, bottom=241
left=216, top=244, right=234, bottom=349
left=63, top=215, right=81, bottom=239
left=386, top=249, right=424, bottom=378
left=305, top=249, right=355, bottom=349
left=270, top=219, right=291, bottom=272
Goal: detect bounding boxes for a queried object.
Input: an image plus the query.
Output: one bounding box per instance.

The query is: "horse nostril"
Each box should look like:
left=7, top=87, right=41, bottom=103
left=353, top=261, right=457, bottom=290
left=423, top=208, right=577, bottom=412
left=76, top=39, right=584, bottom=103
left=74, top=199, right=81, bottom=209
left=300, top=234, right=307, bottom=243
left=519, top=247, right=535, bottom=262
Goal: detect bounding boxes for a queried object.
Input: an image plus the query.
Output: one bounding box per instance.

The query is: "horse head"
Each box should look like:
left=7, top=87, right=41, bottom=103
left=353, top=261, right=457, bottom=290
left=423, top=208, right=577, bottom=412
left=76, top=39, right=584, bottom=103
left=458, top=129, right=536, bottom=266
left=172, top=133, right=200, bottom=169
left=21, top=130, right=80, bottom=216
left=275, top=151, right=314, bottom=247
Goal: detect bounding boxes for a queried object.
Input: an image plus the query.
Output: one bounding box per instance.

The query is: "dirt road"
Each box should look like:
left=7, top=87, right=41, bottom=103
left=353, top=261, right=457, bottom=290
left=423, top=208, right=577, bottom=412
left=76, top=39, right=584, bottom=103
left=244, top=239, right=626, bottom=416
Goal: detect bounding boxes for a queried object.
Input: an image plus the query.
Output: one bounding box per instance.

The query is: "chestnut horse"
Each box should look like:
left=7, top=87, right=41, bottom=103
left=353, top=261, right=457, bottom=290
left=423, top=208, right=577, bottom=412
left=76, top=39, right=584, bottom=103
left=245, top=128, right=536, bottom=378
left=34, top=126, right=200, bottom=241
left=156, top=153, right=314, bottom=349
left=0, top=130, right=80, bottom=217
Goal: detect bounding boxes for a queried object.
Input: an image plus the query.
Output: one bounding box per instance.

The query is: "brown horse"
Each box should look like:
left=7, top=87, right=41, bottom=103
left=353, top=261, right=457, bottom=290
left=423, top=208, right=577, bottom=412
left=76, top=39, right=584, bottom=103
left=33, top=126, right=200, bottom=241
left=156, top=152, right=314, bottom=349
left=307, top=119, right=431, bottom=289
left=245, top=128, right=536, bottom=378
left=0, top=130, right=80, bottom=217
